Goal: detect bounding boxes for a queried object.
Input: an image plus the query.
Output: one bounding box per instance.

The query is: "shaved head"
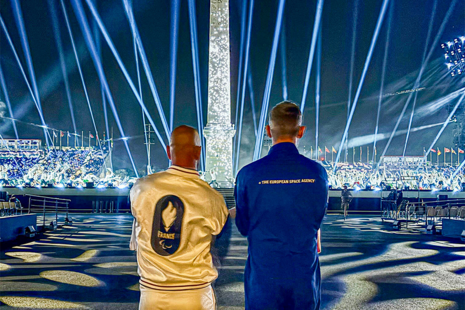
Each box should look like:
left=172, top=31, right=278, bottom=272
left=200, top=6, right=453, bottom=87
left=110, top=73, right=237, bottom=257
left=170, top=125, right=201, bottom=147
left=167, top=125, right=201, bottom=169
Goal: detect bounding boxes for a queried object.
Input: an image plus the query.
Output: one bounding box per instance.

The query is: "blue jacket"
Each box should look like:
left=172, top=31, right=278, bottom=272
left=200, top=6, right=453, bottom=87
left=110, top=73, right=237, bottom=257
left=235, top=143, right=328, bottom=307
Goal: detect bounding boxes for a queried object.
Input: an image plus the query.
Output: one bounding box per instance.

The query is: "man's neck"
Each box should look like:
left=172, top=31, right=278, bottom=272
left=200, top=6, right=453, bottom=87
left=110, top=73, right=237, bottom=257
left=272, top=138, right=297, bottom=145
left=171, top=162, right=197, bottom=170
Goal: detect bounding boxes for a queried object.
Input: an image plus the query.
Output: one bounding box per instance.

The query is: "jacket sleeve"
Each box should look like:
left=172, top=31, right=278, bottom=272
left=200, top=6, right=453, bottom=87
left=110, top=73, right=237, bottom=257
left=234, top=172, right=250, bottom=236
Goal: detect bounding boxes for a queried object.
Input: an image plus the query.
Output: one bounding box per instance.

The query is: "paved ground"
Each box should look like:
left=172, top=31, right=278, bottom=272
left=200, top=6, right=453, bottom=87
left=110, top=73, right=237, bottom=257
left=0, top=214, right=464, bottom=309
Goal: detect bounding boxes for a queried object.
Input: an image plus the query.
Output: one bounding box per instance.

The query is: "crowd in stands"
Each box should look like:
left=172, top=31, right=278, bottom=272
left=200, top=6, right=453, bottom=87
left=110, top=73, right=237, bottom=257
left=0, top=148, right=126, bottom=187
left=327, top=162, right=464, bottom=190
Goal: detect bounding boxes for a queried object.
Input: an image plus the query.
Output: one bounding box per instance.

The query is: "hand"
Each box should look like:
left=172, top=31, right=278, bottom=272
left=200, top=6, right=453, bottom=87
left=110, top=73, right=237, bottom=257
left=229, top=207, right=236, bottom=219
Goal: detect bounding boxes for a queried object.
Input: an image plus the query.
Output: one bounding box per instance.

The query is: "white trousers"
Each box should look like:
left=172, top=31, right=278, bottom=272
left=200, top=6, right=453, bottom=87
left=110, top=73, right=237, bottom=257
left=139, top=284, right=216, bottom=310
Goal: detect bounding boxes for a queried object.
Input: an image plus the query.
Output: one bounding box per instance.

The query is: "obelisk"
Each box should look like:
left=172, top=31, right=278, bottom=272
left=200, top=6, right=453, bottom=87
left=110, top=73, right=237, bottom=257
left=203, top=0, right=235, bottom=188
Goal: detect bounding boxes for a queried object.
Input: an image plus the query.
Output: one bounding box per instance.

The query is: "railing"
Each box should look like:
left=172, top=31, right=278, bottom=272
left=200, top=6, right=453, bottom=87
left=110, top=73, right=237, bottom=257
left=26, top=194, right=71, bottom=229
left=397, top=198, right=465, bottom=228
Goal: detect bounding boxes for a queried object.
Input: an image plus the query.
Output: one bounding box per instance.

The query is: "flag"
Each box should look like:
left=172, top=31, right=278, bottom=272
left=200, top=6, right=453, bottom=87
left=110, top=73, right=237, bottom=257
left=89, top=133, right=95, bottom=138
left=437, top=148, right=442, bottom=156
left=60, top=131, right=64, bottom=137
left=445, top=147, right=451, bottom=153
left=332, top=146, right=337, bottom=153
left=459, top=148, right=464, bottom=154
left=452, top=148, right=457, bottom=154
left=318, top=147, right=322, bottom=153
left=430, top=148, right=437, bottom=153
left=325, top=146, right=330, bottom=153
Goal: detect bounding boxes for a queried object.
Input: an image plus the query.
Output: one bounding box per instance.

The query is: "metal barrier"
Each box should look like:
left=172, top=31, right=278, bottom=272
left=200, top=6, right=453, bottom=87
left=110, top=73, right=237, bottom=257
left=26, top=194, right=71, bottom=229
left=393, top=198, right=465, bottom=229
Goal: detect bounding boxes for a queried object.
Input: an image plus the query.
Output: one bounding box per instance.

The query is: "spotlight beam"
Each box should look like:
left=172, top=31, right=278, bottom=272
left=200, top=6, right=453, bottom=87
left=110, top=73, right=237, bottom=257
left=300, top=0, right=324, bottom=113
left=248, top=68, right=257, bottom=137
left=88, top=0, right=168, bottom=151
left=372, top=0, right=393, bottom=162
left=71, top=0, right=139, bottom=177
left=315, top=27, right=321, bottom=160
left=169, top=0, right=180, bottom=132
left=253, top=0, right=286, bottom=160
left=61, top=0, right=105, bottom=155
left=334, top=0, right=390, bottom=168
left=187, top=0, right=205, bottom=171
left=49, top=0, right=77, bottom=135
left=93, top=17, right=110, bottom=152
left=0, top=64, right=19, bottom=139
left=379, top=0, right=457, bottom=166
left=235, top=0, right=255, bottom=173
left=403, top=0, right=447, bottom=157
left=0, top=14, right=51, bottom=146
left=233, top=0, right=247, bottom=156
left=345, top=0, right=359, bottom=162
left=280, top=19, right=288, bottom=101
left=122, top=0, right=166, bottom=154
left=423, top=90, right=465, bottom=173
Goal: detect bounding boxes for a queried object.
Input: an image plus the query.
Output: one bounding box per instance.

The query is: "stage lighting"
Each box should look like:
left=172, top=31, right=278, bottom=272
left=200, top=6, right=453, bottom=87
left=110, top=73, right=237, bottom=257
left=97, top=184, right=106, bottom=189
left=76, top=184, right=83, bottom=189
left=354, top=185, right=361, bottom=191
left=374, top=186, right=381, bottom=191
left=55, top=183, right=64, bottom=188
left=432, top=187, right=439, bottom=193
left=443, top=36, right=465, bottom=77
left=453, top=187, right=460, bottom=193
left=16, top=184, right=23, bottom=189
left=117, top=183, right=128, bottom=189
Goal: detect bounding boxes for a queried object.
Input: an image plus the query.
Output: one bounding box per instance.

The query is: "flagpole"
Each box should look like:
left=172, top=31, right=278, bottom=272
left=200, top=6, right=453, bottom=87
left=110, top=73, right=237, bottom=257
left=360, top=146, right=362, bottom=163
left=60, top=131, right=62, bottom=150
left=451, top=148, right=453, bottom=166
left=332, top=148, right=334, bottom=163
left=89, top=132, right=91, bottom=150
left=458, top=148, right=460, bottom=166
left=367, top=146, right=369, bottom=163
left=352, top=147, right=355, bottom=164
left=81, top=131, right=84, bottom=149
left=310, top=146, right=313, bottom=160
left=444, top=148, right=446, bottom=167
left=67, top=131, right=69, bottom=148
left=324, top=147, right=327, bottom=161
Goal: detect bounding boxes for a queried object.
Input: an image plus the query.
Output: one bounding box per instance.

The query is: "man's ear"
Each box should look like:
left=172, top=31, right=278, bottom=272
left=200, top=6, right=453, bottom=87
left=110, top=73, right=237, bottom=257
left=297, top=126, right=306, bottom=139
left=193, top=146, right=201, bottom=161
left=266, top=125, right=272, bottom=138
left=166, top=146, right=172, bottom=161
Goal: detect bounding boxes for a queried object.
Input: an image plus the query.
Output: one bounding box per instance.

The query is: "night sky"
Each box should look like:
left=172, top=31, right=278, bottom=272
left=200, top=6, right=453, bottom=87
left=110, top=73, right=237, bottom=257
left=0, top=0, right=464, bottom=174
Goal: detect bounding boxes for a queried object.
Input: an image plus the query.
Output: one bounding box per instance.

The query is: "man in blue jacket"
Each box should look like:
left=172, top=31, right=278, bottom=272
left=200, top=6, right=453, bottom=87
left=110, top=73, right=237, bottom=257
left=235, top=101, right=328, bottom=309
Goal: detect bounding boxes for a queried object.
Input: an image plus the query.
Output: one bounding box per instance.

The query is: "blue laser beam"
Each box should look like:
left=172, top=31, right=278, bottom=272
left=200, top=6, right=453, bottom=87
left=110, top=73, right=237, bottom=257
left=334, top=0, right=390, bottom=168
left=49, top=0, right=77, bottom=135
left=0, top=64, right=19, bottom=139
left=372, top=0, right=393, bottom=162
left=280, top=19, right=288, bottom=101
left=300, top=0, right=324, bottom=113
left=187, top=0, right=205, bottom=171
left=169, top=0, right=180, bottom=132
left=253, top=0, right=286, bottom=160
left=234, top=0, right=247, bottom=157
left=403, top=0, right=442, bottom=157
left=378, top=0, right=457, bottom=166
left=315, top=27, right=321, bottom=161
left=235, top=0, right=255, bottom=173
left=60, top=0, right=104, bottom=155
left=89, top=0, right=168, bottom=152
left=248, top=68, right=257, bottom=137
left=0, top=14, right=51, bottom=146
left=71, top=0, right=138, bottom=177
left=422, top=89, right=465, bottom=172
left=345, top=0, right=359, bottom=162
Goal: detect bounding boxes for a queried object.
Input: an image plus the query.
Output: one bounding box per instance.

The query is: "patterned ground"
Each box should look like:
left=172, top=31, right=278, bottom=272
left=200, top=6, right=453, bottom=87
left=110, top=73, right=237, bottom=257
left=0, top=214, right=464, bottom=309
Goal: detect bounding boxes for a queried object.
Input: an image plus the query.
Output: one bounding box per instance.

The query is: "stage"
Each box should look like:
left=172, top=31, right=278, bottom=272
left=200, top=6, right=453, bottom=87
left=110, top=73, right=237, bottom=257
left=0, top=214, right=464, bottom=309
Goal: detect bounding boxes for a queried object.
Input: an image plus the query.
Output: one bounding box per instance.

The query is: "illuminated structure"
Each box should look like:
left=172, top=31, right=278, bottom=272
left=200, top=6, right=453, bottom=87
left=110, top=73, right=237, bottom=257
left=441, top=37, right=465, bottom=76
left=204, top=0, right=235, bottom=187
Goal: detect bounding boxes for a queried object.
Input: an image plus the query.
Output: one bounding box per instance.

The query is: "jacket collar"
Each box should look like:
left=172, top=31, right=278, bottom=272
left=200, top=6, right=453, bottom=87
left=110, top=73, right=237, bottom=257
left=167, top=165, right=200, bottom=178
left=268, top=142, right=299, bottom=157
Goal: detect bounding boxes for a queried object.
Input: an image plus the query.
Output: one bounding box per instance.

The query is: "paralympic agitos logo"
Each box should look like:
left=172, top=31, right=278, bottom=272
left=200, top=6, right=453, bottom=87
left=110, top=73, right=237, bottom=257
left=151, top=195, right=184, bottom=256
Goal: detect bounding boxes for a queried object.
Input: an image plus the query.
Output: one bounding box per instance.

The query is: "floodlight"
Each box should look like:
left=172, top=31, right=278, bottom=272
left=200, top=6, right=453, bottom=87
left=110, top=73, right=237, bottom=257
left=117, top=183, right=129, bottom=189
left=55, top=183, right=64, bottom=188
left=97, top=183, right=106, bottom=189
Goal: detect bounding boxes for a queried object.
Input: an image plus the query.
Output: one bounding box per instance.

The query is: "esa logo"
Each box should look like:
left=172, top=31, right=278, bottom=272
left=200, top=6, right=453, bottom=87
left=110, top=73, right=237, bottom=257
left=151, top=195, right=184, bottom=256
